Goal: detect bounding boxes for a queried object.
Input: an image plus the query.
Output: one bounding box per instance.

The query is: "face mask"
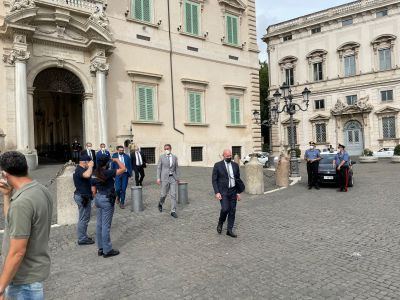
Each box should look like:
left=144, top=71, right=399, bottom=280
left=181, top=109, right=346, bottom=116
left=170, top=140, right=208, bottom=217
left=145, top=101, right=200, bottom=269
left=310, top=146, right=315, bottom=150
left=225, top=157, right=232, bottom=163
left=165, top=150, right=171, bottom=155
left=101, top=147, right=105, bottom=150
left=87, top=147, right=92, bottom=151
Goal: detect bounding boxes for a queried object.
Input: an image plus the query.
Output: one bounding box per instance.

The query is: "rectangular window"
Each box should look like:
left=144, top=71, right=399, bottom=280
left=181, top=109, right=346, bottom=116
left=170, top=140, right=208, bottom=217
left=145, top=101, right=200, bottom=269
left=230, top=96, right=241, bottom=125
left=141, top=147, right=155, bottom=164
left=226, top=14, right=239, bottom=45
left=311, top=27, right=321, bottom=34
left=132, top=0, right=151, bottom=22
left=188, top=91, right=202, bottom=123
left=191, top=147, right=203, bottom=162
left=346, top=95, right=357, bottom=105
left=376, top=9, right=388, bottom=18
left=342, top=18, right=353, bottom=26
left=316, top=124, right=327, bottom=143
left=287, top=126, right=297, bottom=145
left=344, top=55, right=356, bottom=77
left=381, top=90, right=394, bottom=102
left=379, top=48, right=392, bottom=71
left=313, top=62, right=323, bottom=81
left=283, top=35, right=292, bottom=41
left=232, top=146, right=242, bottom=159
left=184, top=0, right=200, bottom=35
left=382, top=116, right=396, bottom=138
left=137, top=85, right=155, bottom=121
left=285, top=68, right=294, bottom=85
left=315, top=99, right=325, bottom=110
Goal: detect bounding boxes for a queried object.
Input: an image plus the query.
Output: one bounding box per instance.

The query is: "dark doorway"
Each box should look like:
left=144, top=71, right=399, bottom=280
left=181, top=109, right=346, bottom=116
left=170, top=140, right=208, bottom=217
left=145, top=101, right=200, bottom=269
left=33, top=68, right=84, bottom=163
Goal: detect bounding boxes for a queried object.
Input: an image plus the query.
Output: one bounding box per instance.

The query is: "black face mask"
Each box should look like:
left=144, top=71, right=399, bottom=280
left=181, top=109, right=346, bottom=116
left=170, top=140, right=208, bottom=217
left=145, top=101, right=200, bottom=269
left=224, top=158, right=232, bottom=163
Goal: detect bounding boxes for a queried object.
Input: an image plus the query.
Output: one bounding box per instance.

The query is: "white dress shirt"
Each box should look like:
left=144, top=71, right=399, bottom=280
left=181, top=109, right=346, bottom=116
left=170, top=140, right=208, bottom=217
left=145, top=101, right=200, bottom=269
left=224, top=161, right=236, bottom=188
left=135, top=151, right=143, bottom=166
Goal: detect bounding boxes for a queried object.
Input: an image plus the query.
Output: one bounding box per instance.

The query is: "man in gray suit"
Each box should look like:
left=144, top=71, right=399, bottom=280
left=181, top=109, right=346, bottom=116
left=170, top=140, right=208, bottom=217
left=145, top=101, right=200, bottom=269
left=157, top=144, right=180, bottom=218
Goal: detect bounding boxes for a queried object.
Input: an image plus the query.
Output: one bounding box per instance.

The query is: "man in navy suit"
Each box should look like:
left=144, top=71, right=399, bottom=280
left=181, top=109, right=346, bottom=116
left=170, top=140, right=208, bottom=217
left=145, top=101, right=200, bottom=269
left=96, top=143, right=111, bottom=166
left=112, top=145, right=132, bottom=209
left=212, top=149, right=243, bottom=238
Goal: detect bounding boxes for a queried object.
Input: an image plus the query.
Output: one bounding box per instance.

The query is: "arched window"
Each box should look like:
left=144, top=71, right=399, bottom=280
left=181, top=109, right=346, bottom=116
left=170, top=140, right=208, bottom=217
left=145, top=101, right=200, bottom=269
left=337, top=42, right=360, bottom=77
left=278, top=56, right=298, bottom=86
left=371, top=34, right=396, bottom=71
left=306, top=49, right=328, bottom=82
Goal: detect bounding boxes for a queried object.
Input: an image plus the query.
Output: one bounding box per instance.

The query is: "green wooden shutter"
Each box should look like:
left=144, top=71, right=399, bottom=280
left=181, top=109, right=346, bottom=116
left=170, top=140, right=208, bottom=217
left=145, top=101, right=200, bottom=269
left=230, top=97, right=240, bottom=124
left=138, top=86, right=147, bottom=120
left=189, top=92, right=196, bottom=122
left=185, top=1, right=192, bottom=34
left=145, top=87, right=154, bottom=120
left=226, top=15, right=233, bottom=44
left=195, top=93, right=201, bottom=122
left=226, top=15, right=239, bottom=45
left=142, top=0, right=151, bottom=22
left=134, top=0, right=142, bottom=20
left=191, top=4, right=199, bottom=35
left=232, top=16, right=238, bottom=45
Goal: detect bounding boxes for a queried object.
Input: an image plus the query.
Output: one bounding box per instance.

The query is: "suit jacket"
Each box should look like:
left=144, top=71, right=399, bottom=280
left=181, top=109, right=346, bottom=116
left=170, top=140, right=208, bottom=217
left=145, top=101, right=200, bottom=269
left=212, top=160, right=241, bottom=195
left=130, top=151, right=147, bottom=170
left=83, top=149, right=97, bottom=169
left=96, top=149, right=111, bottom=166
left=111, top=153, right=133, bottom=177
left=157, top=154, right=180, bottom=181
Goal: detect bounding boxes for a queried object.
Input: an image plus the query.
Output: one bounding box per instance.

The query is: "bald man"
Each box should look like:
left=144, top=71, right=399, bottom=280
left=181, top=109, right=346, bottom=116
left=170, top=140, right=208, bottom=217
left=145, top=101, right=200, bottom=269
left=212, top=149, right=243, bottom=238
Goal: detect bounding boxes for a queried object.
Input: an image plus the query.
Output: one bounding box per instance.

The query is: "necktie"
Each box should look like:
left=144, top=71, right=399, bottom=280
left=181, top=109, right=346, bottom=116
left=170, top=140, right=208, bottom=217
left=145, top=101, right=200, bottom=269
left=88, top=150, right=92, bottom=159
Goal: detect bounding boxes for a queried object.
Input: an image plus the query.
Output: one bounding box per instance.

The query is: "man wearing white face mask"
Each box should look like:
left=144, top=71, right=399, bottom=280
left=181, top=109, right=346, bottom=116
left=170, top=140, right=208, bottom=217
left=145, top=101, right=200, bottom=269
left=156, top=144, right=180, bottom=218
left=304, top=141, right=321, bottom=190
left=85, top=142, right=96, bottom=169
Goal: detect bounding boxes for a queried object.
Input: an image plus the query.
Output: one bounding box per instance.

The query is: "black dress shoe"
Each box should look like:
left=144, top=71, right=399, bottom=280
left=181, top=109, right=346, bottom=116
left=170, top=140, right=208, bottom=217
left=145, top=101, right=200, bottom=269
left=98, top=249, right=103, bottom=256
left=78, top=239, right=95, bottom=245
left=217, top=223, right=223, bottom=234
left=315, top=186, right=320, bottom=190
left=103, top=249, right=120, bottom=258
left=158, top=203, right=162, bottom=212
left=308, top=186, right=312, bottom=190
left=226, top=230, right=237, bottom=238
left=171, top=212, right=178, bottom=218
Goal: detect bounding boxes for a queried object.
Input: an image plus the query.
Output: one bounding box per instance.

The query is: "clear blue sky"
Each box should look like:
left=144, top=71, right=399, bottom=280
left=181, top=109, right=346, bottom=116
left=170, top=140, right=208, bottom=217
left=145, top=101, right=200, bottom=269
left=256, top=0, right=354, bottom=62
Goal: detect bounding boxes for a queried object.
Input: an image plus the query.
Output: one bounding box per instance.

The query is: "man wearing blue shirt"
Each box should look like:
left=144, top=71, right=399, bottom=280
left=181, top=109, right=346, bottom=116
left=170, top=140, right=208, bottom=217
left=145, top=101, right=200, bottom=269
left=304, top=141, right=321, bottom=190
left=333, top=144, right=350, bottom=192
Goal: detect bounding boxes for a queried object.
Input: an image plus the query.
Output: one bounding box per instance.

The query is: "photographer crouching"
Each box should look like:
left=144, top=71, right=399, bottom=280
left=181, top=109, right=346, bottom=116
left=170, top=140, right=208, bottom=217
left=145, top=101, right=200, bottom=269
left=91, top=156, right=126, bottom=258
left=73, top=151, right=95, bottom=245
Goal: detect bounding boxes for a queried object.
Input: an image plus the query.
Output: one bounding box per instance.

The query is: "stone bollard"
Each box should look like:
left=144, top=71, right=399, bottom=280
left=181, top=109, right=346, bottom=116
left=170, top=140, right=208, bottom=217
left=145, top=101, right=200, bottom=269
left=57, top=164, right=77, bottom=225
left=244, top=156, right=264, bottom=195
left=131, top=186, right=144, bottom=212
left=276, top=154, right=289, bottom=188
left=233, top=154, right=241, bottom=165
left=178, top=182, right=189, bottom=205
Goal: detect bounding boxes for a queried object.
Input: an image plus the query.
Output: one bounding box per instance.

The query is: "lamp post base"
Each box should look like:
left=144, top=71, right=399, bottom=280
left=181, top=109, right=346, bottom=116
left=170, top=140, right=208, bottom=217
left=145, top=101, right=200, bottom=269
left=289, top=150, right=300, bottom=178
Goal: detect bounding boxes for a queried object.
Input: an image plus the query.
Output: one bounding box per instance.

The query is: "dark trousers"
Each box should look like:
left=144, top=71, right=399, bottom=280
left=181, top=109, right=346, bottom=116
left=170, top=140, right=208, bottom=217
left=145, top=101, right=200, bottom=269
left=134, top=166, right=145, bottom=186
left=338, top=166, right=349, bottom=190
left=307, top=162, right=319, bottom=187
left=219, top=188, right=237, bottom=231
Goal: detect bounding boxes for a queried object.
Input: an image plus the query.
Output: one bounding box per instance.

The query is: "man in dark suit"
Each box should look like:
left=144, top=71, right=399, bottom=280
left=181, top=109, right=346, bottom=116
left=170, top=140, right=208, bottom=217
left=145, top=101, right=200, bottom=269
left=112, top=145, right=133, bottom=209
left=84, top=142, right=96, bottom=169
left=96, top=143, right=111, bottom=166
left=130, top=144, right=146, bottom=186
left=212, top=149, right=243, bottom=238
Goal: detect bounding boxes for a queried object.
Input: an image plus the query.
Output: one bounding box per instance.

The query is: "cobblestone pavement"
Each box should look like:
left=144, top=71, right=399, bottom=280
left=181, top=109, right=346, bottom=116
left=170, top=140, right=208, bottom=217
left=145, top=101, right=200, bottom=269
left=2, top=160, right=400, bottom=299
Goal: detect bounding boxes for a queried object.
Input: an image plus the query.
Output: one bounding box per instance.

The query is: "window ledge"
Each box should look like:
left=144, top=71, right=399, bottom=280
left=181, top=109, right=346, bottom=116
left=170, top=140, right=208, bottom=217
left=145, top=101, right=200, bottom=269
left=179, top=31, right=206, bottom=41
left=184, top=123, right=209, bottom=127
left=222, top=42, right=243, bottom=50
left=132, top=121, right=163, bottom=125
left=226, top=124, right=246, bottom=128
left=378, top=138, right=399, bottom=141
left=126, top=17, right=159, bottom=29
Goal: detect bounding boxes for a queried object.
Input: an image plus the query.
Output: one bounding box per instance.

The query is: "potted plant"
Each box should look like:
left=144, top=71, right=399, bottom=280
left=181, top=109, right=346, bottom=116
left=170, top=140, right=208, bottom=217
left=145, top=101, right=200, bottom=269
left=359, top=148, right=378, bottom=163
left=391, top=145, right=400, bottom=163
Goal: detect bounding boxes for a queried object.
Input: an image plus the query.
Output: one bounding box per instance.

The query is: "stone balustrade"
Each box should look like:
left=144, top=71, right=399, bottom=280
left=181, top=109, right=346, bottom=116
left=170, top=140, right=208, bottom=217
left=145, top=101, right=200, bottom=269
left=36, top=0, right=101, bottom=13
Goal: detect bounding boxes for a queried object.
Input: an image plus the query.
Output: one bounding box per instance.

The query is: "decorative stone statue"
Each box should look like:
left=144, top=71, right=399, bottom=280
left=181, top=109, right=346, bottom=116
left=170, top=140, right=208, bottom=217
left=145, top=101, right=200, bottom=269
left=355, top=95, right=371, bottom=110
left=89, top=6, right=109, bottom=29
left=332, top=98, right=346, bottom=113
left=10, top=0, right=35, bottom=12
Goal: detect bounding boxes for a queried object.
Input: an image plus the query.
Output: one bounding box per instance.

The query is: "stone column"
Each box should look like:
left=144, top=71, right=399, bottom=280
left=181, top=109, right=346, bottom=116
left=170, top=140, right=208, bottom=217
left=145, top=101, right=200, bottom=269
left=27, top=87, right=36, bottom=151
left=90, top=56, right=109, bottom=146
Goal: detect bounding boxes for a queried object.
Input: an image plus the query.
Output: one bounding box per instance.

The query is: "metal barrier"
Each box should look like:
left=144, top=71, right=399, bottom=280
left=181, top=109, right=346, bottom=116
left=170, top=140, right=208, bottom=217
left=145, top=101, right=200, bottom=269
left=131, top=186, right=143, bottom=212
left=178, top=182, right=188, bottom=205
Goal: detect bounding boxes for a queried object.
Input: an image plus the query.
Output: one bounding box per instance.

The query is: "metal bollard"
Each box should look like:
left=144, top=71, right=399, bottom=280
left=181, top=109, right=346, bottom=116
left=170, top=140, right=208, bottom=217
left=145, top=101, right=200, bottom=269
left=131, top=186, right=144, bottom=212
left=178, top=182, right=189, bottom=205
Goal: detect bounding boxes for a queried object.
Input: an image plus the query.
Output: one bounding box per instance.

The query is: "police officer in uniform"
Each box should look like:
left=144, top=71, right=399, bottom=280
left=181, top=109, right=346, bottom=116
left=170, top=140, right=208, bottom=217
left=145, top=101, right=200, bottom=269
left=333, top=144, right=350, bottom=192
left=304, top=141, right=321, bottom=190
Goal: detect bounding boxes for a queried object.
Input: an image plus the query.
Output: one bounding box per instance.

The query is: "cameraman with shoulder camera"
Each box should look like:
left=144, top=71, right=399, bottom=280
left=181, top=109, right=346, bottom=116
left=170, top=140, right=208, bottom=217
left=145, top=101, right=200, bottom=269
left=73, top=151, right=95, bottom=246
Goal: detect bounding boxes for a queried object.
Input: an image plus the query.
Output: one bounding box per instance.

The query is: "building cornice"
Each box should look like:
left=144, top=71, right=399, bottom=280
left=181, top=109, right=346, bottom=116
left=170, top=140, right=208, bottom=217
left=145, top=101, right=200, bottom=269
left=264, top=0, right=397, bottom=40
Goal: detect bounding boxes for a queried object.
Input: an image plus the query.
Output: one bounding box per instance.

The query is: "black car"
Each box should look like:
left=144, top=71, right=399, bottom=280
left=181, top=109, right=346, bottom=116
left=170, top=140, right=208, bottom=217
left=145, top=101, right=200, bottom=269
left=317, top=152, right=354, bottom=187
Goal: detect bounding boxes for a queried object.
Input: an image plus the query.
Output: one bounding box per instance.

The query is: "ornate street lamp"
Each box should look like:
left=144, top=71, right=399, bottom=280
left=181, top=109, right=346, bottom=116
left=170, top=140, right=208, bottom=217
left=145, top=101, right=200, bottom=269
left=268, top=83, right=311, bottom=177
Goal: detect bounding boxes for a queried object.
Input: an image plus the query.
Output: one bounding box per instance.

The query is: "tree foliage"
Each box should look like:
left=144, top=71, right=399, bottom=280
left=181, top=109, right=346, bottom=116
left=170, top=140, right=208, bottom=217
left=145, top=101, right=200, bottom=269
left=259, top=61, right=269, bottom=144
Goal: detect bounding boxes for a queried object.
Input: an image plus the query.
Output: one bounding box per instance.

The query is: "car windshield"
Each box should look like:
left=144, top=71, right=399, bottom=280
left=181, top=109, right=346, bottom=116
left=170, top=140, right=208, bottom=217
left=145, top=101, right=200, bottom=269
left=320, top=154, right=336, bottom=164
